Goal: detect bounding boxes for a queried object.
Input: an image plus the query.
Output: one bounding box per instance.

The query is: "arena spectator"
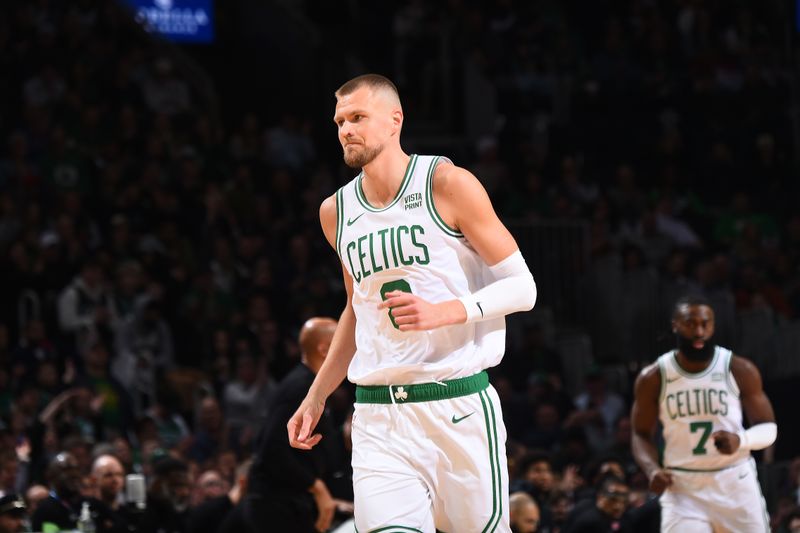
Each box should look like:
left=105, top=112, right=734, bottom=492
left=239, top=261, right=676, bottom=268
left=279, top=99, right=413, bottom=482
left=187, top=396, right=226, bottom=466
left=191, top=470, right=228, bottom=507
left=31, top=452, right=83, bottom=532
left=56, top=255, right=114, bottom=357
left=567, top=370, right=626, bottom=452
left=138, top=456, right=191, bottom=533
left=222, top=353, right=275, bottom=454
left=90, top=454, right=134, bottom=532
left=0, top=493, right=26, bottom=533
left=563, top=474, right=631, bottom=533
left=513, top=451, right=556, bottom=506
left=113, top=300, right=175, bottom=415
left=143, top=388, right=191, bottom=453
left=510, top=491, right=541, bottom=533
left=23, top=485, right=47, bottom=516
left=186, top=462, right=248, bottom=533
left=0, top=451, right=19, bottom=497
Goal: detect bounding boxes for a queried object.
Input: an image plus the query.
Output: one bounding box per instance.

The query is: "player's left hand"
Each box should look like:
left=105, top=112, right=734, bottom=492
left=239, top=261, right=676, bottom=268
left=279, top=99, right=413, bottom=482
left=378, top=291, right=466, bottom=330
left=711, top=430, right=741, bottom=454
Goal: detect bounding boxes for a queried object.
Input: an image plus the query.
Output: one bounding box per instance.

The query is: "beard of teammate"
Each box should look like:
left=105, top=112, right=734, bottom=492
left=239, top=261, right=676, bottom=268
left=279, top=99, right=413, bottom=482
left=344, top=142, right=384, bottom=169
left=676, top=332, right=715, bottom=362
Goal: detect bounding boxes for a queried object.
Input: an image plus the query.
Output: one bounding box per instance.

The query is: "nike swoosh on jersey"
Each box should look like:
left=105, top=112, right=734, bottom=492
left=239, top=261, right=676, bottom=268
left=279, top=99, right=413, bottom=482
left=347, top=212, right=366, bottom=226
left=451, top=412, right=475, bottom=424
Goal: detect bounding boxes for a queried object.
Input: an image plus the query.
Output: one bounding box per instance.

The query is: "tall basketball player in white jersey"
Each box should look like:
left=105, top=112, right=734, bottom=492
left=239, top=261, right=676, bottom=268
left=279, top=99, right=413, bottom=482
left=287, top=73, right=537, bottom=532
left=632, top=294, right=777, bottom=532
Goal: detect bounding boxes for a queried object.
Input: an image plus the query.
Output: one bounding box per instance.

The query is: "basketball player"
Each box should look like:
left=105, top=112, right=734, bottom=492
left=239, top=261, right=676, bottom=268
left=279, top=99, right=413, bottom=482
left=287, top=74, right=537, bottom=532
left=631, top=294, right=777, bottom=532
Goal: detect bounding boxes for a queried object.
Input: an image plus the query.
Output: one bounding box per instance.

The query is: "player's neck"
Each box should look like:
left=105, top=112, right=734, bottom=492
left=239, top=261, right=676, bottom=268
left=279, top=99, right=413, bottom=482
left=361, top=149, right=410, bottom=207
left=674, top=351, right=713, bottom=374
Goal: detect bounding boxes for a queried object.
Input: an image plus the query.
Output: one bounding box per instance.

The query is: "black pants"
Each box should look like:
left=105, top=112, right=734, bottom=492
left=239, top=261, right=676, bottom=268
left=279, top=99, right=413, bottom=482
left=243, top=493, right=318, bottom=533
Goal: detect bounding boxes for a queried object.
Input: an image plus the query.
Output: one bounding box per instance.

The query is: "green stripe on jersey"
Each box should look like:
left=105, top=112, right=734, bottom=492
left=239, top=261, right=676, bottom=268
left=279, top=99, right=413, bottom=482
left=425, top=156, right=463, bottom=238
left=725, top=351, right=740, bottom=398
left=671, top=349, right=719, bottom=378
left=355, top=155, right=418, bottom=212
left=335, top=187, right=344, bottom=257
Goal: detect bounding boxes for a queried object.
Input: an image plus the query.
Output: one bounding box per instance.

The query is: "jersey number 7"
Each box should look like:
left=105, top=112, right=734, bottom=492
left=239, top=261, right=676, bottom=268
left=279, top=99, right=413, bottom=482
left=689, top=421, right=713, bottom=455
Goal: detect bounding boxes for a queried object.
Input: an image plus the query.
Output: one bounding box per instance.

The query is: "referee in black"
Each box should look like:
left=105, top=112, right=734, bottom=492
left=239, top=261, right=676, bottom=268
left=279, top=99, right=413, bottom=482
left=244, top=317, right=341, bottom=533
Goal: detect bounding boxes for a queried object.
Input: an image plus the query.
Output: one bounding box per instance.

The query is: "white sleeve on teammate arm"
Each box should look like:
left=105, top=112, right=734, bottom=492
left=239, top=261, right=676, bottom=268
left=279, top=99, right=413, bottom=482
left=737, top=422, right=777, bottom=451
left=458, top=250, right=536, bottom=323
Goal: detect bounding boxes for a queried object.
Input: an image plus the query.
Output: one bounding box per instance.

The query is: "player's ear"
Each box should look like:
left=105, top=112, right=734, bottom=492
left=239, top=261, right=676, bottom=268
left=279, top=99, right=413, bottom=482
left=390, top=109, right=403, bottom=134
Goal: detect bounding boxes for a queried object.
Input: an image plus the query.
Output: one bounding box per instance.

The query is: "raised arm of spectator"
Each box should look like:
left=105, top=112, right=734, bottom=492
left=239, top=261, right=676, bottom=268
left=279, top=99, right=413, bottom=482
left=38, top=389, right=78, bottom=426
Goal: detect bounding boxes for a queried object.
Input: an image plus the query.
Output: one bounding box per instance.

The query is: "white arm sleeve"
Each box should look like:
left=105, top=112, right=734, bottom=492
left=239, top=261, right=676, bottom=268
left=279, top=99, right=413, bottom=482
left=458, top=250, right=537, bottom=323
left=737, top=422, right=777, bottom=451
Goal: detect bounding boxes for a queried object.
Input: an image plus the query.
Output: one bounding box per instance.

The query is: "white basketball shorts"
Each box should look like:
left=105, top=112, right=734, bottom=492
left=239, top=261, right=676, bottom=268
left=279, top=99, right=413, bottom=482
left=351, top=372, right=510, bottom=533
left=660, top=457, right=770, bottom=532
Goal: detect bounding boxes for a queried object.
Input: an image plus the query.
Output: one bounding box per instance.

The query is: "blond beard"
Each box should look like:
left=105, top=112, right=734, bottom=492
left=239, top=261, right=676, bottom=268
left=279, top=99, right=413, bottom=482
left=344, top=143, right=384, bottom=168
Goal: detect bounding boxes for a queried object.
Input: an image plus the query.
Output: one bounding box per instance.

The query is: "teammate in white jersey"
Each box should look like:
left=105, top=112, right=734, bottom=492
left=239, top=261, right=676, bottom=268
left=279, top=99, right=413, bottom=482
left=631, top=294, right=777, bottom=532
left=286, top=73, right=537, bottom=532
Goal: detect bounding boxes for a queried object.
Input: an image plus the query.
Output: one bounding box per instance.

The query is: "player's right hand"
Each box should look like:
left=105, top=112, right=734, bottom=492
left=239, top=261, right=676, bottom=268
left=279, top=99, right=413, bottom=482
left=648, top=469, right=674, bottom=494
left=287, top=395, right=325, bottom=450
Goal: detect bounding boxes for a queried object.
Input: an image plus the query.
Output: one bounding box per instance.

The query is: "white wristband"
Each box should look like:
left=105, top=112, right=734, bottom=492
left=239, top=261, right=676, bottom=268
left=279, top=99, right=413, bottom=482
left=737, top=422, right=777, bottom=451
left=458, top=250, right=536, bottom=323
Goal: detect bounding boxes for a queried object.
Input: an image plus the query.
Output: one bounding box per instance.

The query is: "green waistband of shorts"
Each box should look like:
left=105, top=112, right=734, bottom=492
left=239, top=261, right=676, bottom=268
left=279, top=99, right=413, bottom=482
left=666, top=461, right=745, bottom=473
left=355, top=371, right=489, bottom=404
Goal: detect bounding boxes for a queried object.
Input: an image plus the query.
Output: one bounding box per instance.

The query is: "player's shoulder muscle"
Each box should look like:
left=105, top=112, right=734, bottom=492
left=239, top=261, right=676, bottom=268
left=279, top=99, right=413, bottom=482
left=729, top=354, right=763, bottom=395
left=432, top=160, right=485, bottom=202
left=319, top=193, right=337, bottom=248
left=634, top=362, right=662, bottom=401
left=431, top=158, right=499, bottom=233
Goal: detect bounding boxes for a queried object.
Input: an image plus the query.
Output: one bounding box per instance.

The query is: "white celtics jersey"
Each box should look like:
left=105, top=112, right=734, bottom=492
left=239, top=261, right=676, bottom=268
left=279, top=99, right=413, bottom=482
left=335, top=154, right=505, bottom=385
left=658, top=346, right=749, bottom=470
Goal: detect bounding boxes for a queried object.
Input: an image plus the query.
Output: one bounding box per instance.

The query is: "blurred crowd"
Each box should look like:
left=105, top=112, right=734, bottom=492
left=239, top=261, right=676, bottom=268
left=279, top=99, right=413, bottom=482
left=0, top=0, right=799, bottom=532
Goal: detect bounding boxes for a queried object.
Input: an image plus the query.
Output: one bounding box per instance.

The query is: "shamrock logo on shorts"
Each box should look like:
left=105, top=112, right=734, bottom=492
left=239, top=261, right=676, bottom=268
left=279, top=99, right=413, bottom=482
left=394, top=387, right=408, bottom=401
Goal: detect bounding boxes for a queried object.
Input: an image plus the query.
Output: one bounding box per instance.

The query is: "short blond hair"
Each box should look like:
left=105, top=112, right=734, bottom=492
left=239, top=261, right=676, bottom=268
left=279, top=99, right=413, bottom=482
left=335, top=74, right=400, bottom=103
